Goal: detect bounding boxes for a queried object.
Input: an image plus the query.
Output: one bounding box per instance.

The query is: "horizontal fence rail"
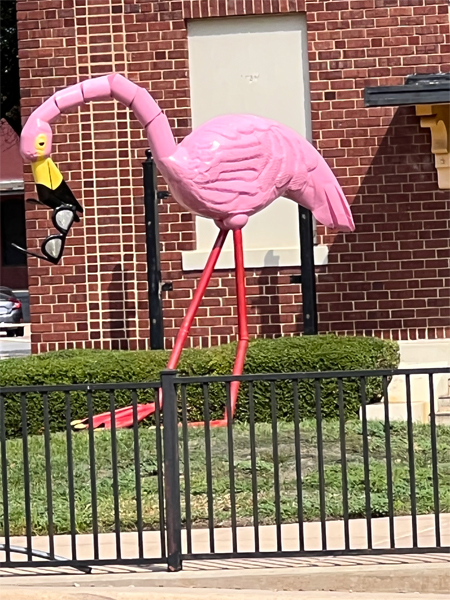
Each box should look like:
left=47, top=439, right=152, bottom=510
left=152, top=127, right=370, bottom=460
left=0, top=367, right=448, bottom=573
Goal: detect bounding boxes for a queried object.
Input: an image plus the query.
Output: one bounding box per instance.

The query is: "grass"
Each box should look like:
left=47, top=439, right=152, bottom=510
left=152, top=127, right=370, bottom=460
left=1, top=420, right=449, bottom=536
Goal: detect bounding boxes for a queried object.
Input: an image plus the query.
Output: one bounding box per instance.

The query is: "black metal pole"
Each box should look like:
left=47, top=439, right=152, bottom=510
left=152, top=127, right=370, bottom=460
left=143, top=150, right=164, bottom=349
left=298, top=206, right=318, bottom=335
left=161, top=369, right=183, bottom=572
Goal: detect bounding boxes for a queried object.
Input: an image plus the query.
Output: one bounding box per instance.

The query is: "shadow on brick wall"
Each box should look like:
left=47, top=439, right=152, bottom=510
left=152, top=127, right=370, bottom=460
left=103, top=262, right=131, bottom=350
left=251, top=269, right=304, bottom=339
left=257, top=270, right=283, bottom=338
left=323, top=106, right=449, bottom=338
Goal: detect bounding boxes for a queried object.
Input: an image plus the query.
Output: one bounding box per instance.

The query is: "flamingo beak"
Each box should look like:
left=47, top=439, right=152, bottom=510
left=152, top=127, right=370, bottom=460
left=31, top=157, right=83, bottom=214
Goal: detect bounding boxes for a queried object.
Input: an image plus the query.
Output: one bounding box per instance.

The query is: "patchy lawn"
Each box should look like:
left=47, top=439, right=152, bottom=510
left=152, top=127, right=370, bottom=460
left=1, top=420, right=449, bottom=535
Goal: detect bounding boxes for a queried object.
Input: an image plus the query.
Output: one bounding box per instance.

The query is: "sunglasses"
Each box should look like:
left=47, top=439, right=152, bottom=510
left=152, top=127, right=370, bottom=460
left=12, top=204, right=78, bottom=265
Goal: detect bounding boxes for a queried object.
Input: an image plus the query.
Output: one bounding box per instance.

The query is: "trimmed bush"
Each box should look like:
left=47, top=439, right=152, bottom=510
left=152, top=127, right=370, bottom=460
left=0, top=335, right=399, bottom=437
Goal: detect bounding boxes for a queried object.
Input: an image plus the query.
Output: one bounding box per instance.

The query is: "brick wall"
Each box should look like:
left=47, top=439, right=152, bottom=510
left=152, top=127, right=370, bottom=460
left=17, top=0, right=450, bottom=354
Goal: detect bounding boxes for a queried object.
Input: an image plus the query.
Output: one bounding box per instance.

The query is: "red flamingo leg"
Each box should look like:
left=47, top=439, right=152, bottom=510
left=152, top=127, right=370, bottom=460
left=75, top=230, right=228, bottom=431
left=193, top=228, right=249, bottom=428
left=167, top=228, right=229, bottom=370
left=154, top=229, right=229, bottom=412
left=81, top=230, right=228, bottom=431
left=229, top=228, right=249, bottom=417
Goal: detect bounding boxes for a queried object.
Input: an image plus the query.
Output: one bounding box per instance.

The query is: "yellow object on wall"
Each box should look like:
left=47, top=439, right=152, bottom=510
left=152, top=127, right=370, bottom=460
left=416, top=103, right=450, bottom=190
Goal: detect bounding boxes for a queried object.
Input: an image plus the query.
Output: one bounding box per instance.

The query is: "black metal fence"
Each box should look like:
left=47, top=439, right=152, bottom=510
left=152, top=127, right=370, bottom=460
left=0, top=367, right=448, bottom=573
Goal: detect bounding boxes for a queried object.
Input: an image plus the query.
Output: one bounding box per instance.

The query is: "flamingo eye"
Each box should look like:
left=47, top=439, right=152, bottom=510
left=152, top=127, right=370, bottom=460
left=35, top=134, right=47, bottom=150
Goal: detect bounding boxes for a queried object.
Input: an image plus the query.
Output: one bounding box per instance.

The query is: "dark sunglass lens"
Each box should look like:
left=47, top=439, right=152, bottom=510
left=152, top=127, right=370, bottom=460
left=55, top=208, right=75, bottom=233
left=43, top=237, right=63, bottom=260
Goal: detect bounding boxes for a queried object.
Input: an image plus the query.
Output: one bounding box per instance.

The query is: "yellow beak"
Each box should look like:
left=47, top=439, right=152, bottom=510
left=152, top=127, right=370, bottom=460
left=30, top=156, right=83, bottom=214
left=31, top=157, right=63, bottom=190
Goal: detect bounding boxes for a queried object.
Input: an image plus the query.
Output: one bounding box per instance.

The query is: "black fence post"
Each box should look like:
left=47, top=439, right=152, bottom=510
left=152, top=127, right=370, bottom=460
left=143, top=150, right=164, bottom=349
left=160, top=369, right=182, bottom=572
left=298, top=206, right=318, bottom=335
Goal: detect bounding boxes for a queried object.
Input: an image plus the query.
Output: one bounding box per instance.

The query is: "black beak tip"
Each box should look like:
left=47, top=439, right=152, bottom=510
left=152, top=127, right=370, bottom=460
left=36, top=180, right=83, bottom=214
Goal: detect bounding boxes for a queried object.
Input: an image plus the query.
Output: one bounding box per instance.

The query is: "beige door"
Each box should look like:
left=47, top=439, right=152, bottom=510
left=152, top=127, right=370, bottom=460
left=183, top=13, right=322, bottom=271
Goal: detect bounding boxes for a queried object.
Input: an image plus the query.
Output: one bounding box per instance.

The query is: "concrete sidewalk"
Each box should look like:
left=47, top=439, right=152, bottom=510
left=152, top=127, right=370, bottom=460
left=3, top=514, right=448, bottom=562
left=1, top=516, right=448, bottom=597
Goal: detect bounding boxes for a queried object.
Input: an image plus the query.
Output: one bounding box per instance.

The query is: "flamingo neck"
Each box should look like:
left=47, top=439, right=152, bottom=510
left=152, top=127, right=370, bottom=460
left=106, top=73, right=177, bottom=165
left=28, top=73, right=177, bottom=166
left=144, top=113, right=177, bottom=167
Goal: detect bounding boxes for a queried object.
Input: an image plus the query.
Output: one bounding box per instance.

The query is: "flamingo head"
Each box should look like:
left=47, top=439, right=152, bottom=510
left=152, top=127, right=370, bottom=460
left=20, top=116, right=83, bottom=215
left=20, top=116, right=53, bottom=162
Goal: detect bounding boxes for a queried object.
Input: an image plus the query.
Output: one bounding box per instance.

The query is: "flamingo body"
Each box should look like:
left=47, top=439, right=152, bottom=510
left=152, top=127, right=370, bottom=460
left=161, top=114, right=354, bottom=232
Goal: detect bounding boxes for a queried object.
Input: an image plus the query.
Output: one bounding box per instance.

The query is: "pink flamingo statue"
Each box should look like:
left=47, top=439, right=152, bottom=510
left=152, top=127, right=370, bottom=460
left=19, top=73, right=355, bottom=429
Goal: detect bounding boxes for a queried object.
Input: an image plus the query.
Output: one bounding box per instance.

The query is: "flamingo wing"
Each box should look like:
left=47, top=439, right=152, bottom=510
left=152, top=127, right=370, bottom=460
left=167, top=115, right=310, bottom=217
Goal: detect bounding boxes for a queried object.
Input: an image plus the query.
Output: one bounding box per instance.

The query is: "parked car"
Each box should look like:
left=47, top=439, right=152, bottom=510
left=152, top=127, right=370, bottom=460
left=0, top=288, right=24, bottom=337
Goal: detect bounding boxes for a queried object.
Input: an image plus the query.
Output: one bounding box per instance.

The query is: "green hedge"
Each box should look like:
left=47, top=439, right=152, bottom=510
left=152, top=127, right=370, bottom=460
left=0, top=335, right=399, bottom=437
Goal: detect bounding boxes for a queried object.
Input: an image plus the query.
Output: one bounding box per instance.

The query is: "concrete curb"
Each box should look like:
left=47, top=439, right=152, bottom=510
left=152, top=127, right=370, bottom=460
left=1, top=563, right=449, bottom=595
left=167, top=562, right=448, bottom=594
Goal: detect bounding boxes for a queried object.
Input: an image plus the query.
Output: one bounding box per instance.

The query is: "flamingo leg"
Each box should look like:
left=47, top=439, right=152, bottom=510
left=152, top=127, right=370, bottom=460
left=152, top=228, right=229, bottom=418
left=192, top=228, right=249, bottom=428
left=74, top=229, right=228, bottom=431
left=229, top=228, right=249, bottom=417
left=167, top=228, right=229, bottom=370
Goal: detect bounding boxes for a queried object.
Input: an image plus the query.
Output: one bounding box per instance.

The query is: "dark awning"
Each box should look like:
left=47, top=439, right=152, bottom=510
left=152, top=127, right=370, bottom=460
left=364, top=73, right=450, bottom=107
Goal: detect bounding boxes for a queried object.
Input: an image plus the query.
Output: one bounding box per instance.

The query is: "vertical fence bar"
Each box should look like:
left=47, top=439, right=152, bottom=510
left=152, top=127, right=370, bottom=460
left=337, top=378, right=350, bottom=551
left=360, top=377, right=372, bottom=550
left=0, top=394, right=10, bottom=562
left=225, top=382, right=238, bottom=553
left=202, top=383, right=215, bottom=554
left=109, top=391, right=121, bottom=560
left=382, top=376, right=395, bottom=549
left=154, top=387, right=167, bottom=558
left=161, top=370, right=182, bottom=572
left=42, top=392, right=55, bottom=558
left=292, top=380, right=304, bottom=551
left=248, top=381, right=260, bottom=553
left=20, top=393, right=32, bottom=561
left=428, top=374, right=441, bottom=548
left=314, top=379, right=327, bottom=551
left=181, top=385, right=192, bottom=555
left=270, top=381, right=282, bottom=552
left=65, top=392, right=77, bottom=560
left=405, top=374, right=418, bottom=548
left=86, top=388, right=99, bottom=560
left=131, top=390, right=144, bottom=559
